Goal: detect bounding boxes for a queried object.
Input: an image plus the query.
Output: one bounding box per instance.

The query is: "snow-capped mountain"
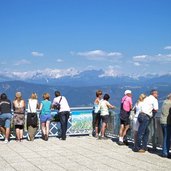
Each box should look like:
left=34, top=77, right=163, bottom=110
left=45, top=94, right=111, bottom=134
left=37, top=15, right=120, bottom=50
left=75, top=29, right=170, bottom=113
left=0, top=68, right=171, bottom=86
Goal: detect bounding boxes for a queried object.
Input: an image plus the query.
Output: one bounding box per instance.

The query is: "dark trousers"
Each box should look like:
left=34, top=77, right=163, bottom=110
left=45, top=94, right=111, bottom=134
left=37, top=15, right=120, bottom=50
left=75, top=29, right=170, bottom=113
left=161, top=124, right=171, bottom=156
left=59, top=111, right=70, bottom=139
left=136, top=113, right=151, bottom=150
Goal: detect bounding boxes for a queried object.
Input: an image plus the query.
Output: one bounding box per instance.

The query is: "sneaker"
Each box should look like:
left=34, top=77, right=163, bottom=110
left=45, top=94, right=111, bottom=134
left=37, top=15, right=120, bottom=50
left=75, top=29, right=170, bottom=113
left=101, top=136, right=108, bottom=140
left=95, top=134, right=99, bottom=138
left=4, top=139, right=8, bottom=144
left=123, top=140, right=129, bottom=146
left=27, top=135, right=30, bottom=141
left=44, top=134, right=48, bottom=141
left=160, top=153, right=168, bottom=158
left=138, top=149, right=146, bottom=153
left=118, top=141, right=125, bottom=145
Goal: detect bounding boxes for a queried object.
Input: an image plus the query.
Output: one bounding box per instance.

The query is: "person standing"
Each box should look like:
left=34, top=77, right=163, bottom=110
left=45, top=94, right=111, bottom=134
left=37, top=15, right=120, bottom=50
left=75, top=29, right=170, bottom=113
left=92, top=90, right=103, bottom=138
left=0, top=93, right=12, bottom=143
left=13, top=92, right=26, bottom=142
left=118, top=90, right=133, bottom=145
left=39, top=93, right=52, bottom=141
left=27, top=93, right=39, bottom=141
left=52, top=91, right=70, bottom=140
left=134, top=90, right=158, bottom=153
left=133, top=94, right=146, bottom=147
left=160, top=93, right=171, bottom=157
left=99, top=94, right=115, bottom=139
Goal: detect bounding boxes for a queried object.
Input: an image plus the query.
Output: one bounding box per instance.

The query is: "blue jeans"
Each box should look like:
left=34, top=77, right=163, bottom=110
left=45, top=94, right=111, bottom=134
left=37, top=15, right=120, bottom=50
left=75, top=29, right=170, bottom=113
left=161, top=124, right=171, bottom=156
left=136, top=113, right=151, bottom=150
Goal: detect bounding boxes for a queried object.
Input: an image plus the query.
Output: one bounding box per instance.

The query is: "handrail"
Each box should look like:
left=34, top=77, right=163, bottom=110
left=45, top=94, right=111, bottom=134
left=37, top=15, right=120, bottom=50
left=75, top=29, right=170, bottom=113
left=0, top=107, right=163, bottom=150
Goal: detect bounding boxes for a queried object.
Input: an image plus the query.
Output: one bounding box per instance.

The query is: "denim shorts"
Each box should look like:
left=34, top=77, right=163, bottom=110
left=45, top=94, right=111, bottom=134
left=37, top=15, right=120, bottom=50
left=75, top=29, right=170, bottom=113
left=40, top=114, right=51, bottom=123
left=0, top=113, right=12, bottom=128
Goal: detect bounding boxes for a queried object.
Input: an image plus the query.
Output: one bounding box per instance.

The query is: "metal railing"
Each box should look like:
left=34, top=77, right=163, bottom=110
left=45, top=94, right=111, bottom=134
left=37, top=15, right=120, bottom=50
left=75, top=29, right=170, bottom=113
left=106, top=110, right=163, bottom=149
left=0, top=107, right=93, bottom=140
left=0, top=107, right=163, bottom=149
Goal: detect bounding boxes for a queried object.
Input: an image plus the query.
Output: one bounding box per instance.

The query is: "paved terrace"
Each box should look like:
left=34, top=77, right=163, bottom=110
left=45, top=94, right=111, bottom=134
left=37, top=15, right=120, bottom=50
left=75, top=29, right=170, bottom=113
left=0, top=136, right=170, bottom=171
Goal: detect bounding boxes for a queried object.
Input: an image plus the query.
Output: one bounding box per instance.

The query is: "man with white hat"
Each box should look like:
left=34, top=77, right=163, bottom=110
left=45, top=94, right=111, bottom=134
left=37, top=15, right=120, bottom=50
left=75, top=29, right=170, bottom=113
left=118, top=90, right=133, bottom=145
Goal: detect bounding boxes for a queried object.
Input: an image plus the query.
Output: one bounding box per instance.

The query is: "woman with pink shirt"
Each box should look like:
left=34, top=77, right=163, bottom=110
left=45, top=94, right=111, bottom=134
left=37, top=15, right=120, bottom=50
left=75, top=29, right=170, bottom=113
left=118, top=90, right=133, bottom=145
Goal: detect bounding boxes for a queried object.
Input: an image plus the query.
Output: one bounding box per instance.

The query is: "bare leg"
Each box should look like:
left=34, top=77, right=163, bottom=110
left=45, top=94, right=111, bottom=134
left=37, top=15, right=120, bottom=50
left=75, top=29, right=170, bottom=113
left=118, top=124, right=125, bottom=143
left=41, top=123, right=46, bottom=136
left=95, top=126, right=99, bottom=136
left=0, top=127, right=6, bottom=136
left=101, top=122, right=107, bottom=137
left=16, top=128, right=20, bottom=140
left=119, top=124, right=124, bottom=137
left=46, top=121, right=50, bottom=137
left=123, top=125, right=129, bottom=138
left=19, top=129, right=23, bottom=140
left=5, top=128, right=10, bottom=140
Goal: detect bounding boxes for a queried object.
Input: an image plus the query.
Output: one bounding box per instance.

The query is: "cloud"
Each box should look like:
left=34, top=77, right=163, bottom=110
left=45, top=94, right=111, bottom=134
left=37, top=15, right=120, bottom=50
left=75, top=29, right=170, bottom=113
left=132, top=55, right=148, bottom=61
left=56, top=59, right=63, bottom=63
left=132, top=54, right=171, bottom=63
left=31, top=51, right=44, bottom=57
left=72, top=50, right=122, bottom=60
left=14, top=59, right=31, bottom=66
left=99, top=65, right=121, bottom=77
left=164, top=46, right=171, bottom=50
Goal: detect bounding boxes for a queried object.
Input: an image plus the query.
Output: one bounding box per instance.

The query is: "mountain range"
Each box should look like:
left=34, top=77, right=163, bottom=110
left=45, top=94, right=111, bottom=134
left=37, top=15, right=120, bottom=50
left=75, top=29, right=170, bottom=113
left=0, top=69, right=170, bottom=108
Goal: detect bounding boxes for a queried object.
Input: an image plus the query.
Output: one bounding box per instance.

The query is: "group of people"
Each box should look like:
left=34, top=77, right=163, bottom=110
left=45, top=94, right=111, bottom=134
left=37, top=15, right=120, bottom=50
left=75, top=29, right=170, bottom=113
left=0, top=91, right=70, bottom=143
left=92, top=89, right=171, bottom=158
left=0, top=89, right=171, bottom=158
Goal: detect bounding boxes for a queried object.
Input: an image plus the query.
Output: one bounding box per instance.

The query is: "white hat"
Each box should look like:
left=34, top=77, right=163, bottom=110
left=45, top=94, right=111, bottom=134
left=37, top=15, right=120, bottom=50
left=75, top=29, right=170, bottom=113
left=124, top=90, right=132, bottom=95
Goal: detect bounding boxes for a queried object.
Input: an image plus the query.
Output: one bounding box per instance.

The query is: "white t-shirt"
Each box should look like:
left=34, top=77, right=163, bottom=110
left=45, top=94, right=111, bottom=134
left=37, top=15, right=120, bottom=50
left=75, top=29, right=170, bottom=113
left=53, top=96, right=70, bottom=112
left=135, top=101, right=144, bottom=118
left=140, top=95, right=158, bottom=117
left=27, top=99, right=38, bottom=113
left=99, top=100, right=110, bottom=116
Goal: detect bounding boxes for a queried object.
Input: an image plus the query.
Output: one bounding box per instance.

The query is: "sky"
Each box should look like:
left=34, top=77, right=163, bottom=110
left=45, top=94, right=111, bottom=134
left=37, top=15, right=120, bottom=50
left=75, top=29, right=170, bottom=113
left=0, top=0, right=171, bottom=76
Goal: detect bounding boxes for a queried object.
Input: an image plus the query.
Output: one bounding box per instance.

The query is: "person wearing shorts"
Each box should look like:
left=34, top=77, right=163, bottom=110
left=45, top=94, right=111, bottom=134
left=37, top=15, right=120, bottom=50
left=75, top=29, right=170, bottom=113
left=0, top=93, right=12, bottom=143
left=39, top=93, right=52, bottom=141
left=99, top=94, right=115, bottom=139
left=118, top=90, right=133, bottom=145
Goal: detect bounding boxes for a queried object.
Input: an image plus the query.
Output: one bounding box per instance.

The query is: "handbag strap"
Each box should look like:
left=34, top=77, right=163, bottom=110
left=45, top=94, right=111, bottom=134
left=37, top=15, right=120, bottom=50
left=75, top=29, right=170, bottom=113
left=58, top=96, right=62, bottom=104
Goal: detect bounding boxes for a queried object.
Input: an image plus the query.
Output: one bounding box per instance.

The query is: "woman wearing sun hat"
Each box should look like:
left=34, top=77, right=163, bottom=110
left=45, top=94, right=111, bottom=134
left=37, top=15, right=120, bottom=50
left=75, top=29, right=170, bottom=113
left=13, top=92, right=26, bottom=142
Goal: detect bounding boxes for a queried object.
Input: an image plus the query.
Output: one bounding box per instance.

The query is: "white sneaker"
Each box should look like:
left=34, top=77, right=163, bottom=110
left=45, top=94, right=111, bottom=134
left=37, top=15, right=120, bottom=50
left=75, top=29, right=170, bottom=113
left=4, top=139, right=8, bottom=144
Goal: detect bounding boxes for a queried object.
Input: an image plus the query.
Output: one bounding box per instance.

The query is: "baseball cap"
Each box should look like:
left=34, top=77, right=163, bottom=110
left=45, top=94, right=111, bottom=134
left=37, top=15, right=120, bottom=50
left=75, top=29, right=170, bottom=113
left=124, top=90, right=132, bottom=95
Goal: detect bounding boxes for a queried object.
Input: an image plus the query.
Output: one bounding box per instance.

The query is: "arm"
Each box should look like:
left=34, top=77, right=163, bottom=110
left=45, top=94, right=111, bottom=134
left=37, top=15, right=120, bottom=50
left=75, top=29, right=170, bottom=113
left=106, top=101, right=115, bottom=109
left=13, top=101, right=15, bottom=111
left=39, top=103, right=43, bottom=111
left=94, top=98, right=100, bottom=105
left=23, top=100, right=26, bottom=111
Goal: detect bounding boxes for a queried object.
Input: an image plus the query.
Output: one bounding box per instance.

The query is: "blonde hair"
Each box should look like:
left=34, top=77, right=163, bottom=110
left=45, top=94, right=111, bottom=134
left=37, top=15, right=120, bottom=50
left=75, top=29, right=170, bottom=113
left=30, top=93, right=37, bottom=99
left=137, top=93, right=146, bottom=104
left=167, top=93, right=171, bottom=100
left=15, top=92, right=22, bottom=101
left=43, top=93, right=50, bottom=100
